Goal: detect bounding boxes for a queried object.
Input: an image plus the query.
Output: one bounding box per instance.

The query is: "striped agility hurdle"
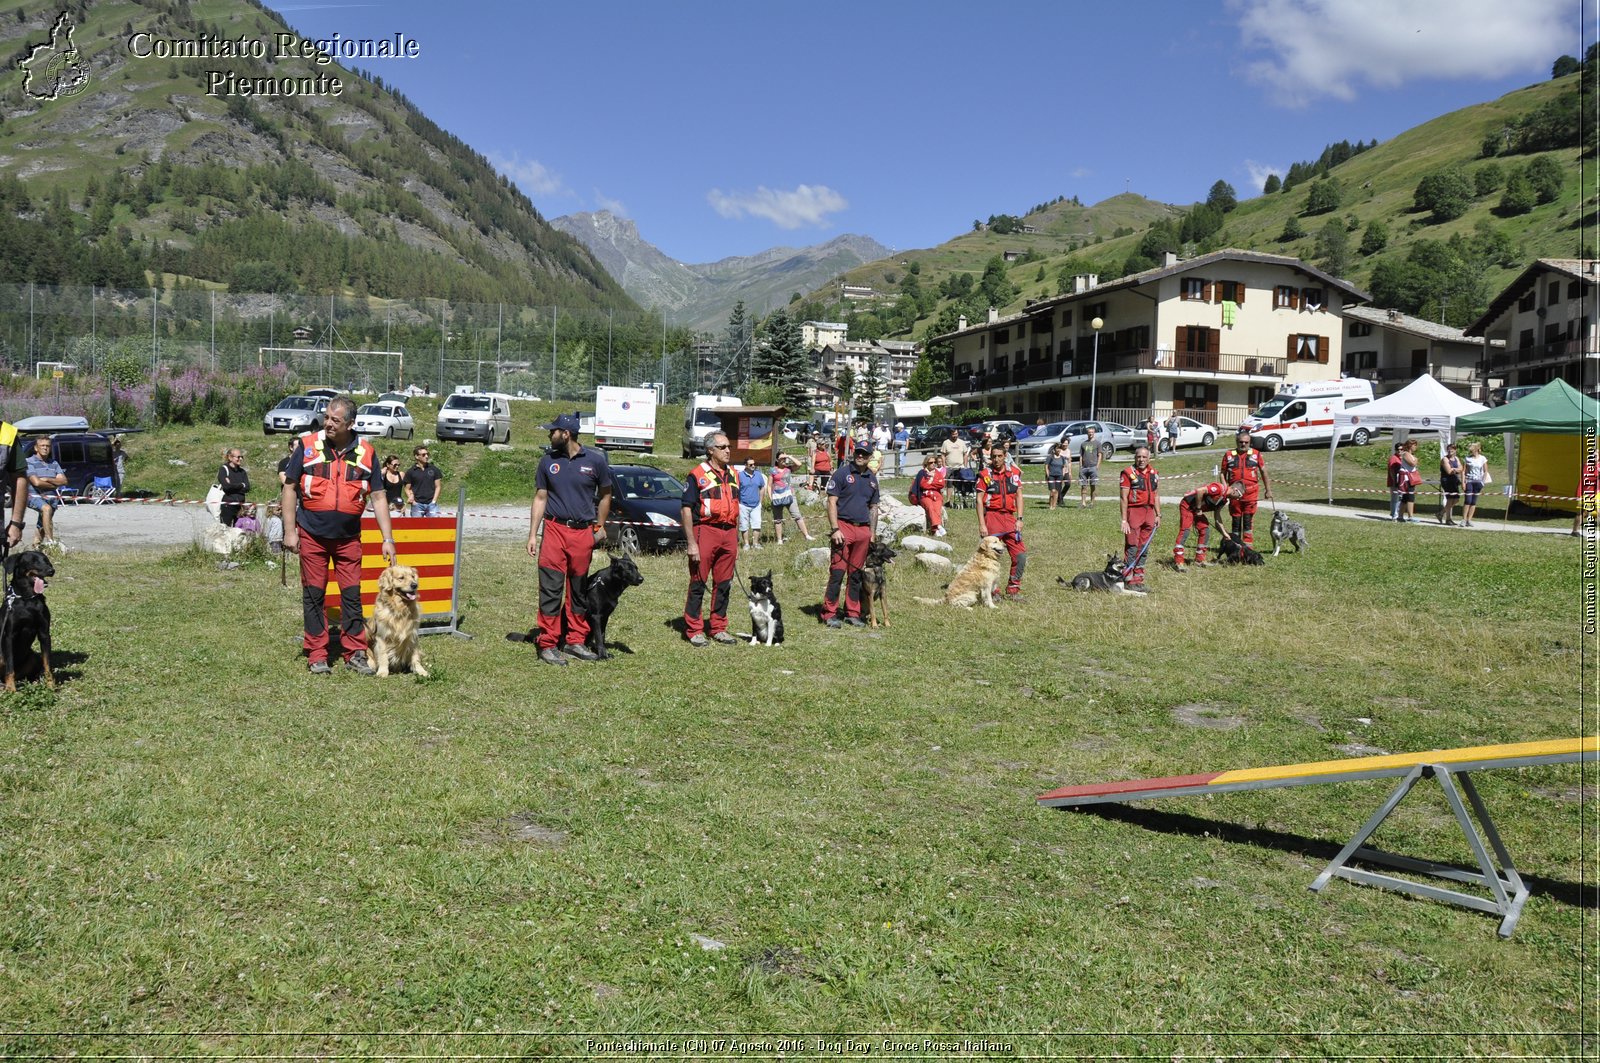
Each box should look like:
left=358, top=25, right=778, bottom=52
left=1038, top=737, right=1597, bottom=937
left=324, top=504, right=469, bottom=639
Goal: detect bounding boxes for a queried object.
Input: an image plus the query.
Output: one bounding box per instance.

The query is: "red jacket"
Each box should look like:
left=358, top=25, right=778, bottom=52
left=297, top=430, right=376, bottom=517
left=977, top=464, right=1022, bottom=515
left=686, top=461, right=739, bottom=526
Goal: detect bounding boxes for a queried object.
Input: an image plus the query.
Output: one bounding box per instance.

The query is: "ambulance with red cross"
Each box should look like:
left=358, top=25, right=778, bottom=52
left=1240, top=378, right=1374, bottom=452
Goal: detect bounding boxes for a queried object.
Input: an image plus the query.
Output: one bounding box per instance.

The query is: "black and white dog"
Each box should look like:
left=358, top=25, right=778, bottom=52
left=1219, top=537, right=1267, bottom=566
left=746, top=569, right=785, bottom=646
left=1270, top=510, right=1309, bottom=556
left=1058, top=554, right=1136, bottom=593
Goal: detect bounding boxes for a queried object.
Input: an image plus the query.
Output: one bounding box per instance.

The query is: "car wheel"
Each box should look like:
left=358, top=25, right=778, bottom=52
left=1158, top=438, right=1172, bottom=453
left=263, top=426, right=273, bottom=436
left=384, top=426, right=394, bottom=439
left=1101, top=441, right=1115, bottom=460
left=1201, top=432, right=1215, bottom=447
left=1263, top=434, right=1284, bottom=452
left=617, top=526, right=641, bottom=558
left=1352, top=427, right=1371, bottom=446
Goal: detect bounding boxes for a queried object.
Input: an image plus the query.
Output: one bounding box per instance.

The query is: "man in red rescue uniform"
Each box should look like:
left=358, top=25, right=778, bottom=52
left=976, top=442, right=1026, bottom=600
left=1118, top=445, right=1159, bottom=591
left=281, top=396, right=395, bottom=674
left=1222, top=428, right=1273, bottom=547
left=1172, top=479, right=1243, bottom=570
left=821, top=445, right=880, bottom=627
left=527, top=412, right=614, bottom=666
left=680, top=430, right=741, bottom=646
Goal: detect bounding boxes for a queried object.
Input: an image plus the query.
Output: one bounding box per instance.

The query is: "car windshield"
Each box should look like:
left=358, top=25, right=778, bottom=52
left=357, top=405, right=390, bottom=416
left=275, top=397, right=317, bottom=411
left=616, top=470, right=684, bottom=499
left=1104, top=423, right=1130, bottom=433
left=1041, top=422, right=1070, bottom=435
left=444, top=396, right=490, bottom=411
left=693, top=409, right=723, bottom=426
left=1251, top=399, right=1289, bottom=419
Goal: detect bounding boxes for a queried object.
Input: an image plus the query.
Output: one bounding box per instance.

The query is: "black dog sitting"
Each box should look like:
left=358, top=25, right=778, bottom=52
left=1, top=549, right=55, bottom=690
left=1218, top=537, right=1267, bottom=566
left=746, top=570, right=785, bottom=646
left=579, top=554, right=644, bottom=660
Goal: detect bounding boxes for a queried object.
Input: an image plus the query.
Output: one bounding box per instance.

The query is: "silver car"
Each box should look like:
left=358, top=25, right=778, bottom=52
left=354, top=403, right=416, bottom=440
left=1059, top=420, right=1138, bottom=460
left=262, top=395, right=329, bottom=436
left=1017, top=422, right=1076, bottom=463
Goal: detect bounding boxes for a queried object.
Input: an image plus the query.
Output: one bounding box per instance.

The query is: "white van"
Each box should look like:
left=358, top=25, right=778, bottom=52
left=680, top=393, right=741, bottom=458
left=436, top=392, right=512, bottom=445
left=594, top=385, right=657, bottom=452
left=1241, top=378, right=1374, bottom=451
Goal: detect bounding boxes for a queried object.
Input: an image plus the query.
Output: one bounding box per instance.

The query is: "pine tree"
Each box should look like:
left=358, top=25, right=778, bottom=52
left=854, top=354, right=888, bottom=422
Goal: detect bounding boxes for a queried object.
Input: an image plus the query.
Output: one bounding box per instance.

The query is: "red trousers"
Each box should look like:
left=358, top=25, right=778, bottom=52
left=986, top=512, right=1026, bottom=591
left=918, top=492, right=944, bottom=531
left=1123, top=506, right=1158, bottom=583
left=684, top=522, right=737, bottom=637
left=299, top=529, right=366, bottom=664
left=1228, top=494, right=1260, bottom=546
left=537, top=520, right=596, bottom=650
left=822, top=521, right=872, bottom=620
left=1173, top=506, right=1215, bottom=564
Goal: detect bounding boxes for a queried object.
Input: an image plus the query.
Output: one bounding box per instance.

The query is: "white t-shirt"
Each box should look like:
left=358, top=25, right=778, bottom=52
left=1465, top=454, right=1488, bottom=483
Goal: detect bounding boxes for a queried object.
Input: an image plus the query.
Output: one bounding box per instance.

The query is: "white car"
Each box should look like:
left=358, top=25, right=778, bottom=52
left=354, top=403, right=416, bottom=440
left=1159, top=416, right=1221, bottom=451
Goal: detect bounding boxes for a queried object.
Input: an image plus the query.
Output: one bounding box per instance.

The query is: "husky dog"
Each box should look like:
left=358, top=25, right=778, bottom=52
left=746, top=570, right=785, bottom=646
left=1270, top=510, right=1308, bottom=556
left=1058, top=554, right=1137, bottom=593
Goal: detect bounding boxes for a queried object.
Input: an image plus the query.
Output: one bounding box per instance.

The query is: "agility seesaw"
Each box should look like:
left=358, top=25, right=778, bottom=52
left=1037, top=737, right=1597, bottom=937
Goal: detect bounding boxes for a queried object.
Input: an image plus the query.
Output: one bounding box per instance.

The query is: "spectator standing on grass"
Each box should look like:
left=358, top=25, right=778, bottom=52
left=1078, top=425, right=1104, bottom=507
left=281, top=397, right=395, bottom=676
left=1462, top=442, right=1489, bottom=528
left=24, top=436, right=67, bottom=548
left=526, top=413, right=612, bottom=665
left=1166, top=414, right=1181, bottom=452
left=1119, top=445, right=1160, bottom=591
left=1221, top=429, right=1272, bottom=546
left=1396, top=439, right=1421, bottom=523
left=821, top=446, right=880, bottom=628
left=217, top=447, right=250, bottom=527
left=404, top=445, right=445, bottom=517
left=110, top=436, right=126, bottom=485
left=910, top=452, right=947, bottom=537
left=1388, top=442, right=1406, bottom=521
left=1046, top=443, right=1071, bottom=509
left=265, top=502, right=284, bottom=553
left=769, top=455, right=814, bottom=544
left=381, top=455, right=405, bottom=515
left=977, top=442, right=1027, bottom=600
left=894, top=422, right=909, bottom=473
left=811, top=436, right=833, bottom=492
left=1438, top=442, right=1465, bottom=526
left=738, top=458, right=769, bottom=551
left=682, top=432, right=741, bottom=647
left=940, top=428, right=970, bottom=472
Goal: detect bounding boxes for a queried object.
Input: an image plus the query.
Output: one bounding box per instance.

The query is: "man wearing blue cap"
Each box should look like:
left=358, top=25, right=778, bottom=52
left=527, top=413, right=614, bottom=665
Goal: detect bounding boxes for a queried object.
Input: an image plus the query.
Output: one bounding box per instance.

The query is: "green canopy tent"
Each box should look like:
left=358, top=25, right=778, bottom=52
left=1455, top=380, right=1600, bottom=515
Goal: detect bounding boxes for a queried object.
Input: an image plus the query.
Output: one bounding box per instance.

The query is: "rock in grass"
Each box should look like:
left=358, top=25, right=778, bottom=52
left=792, top=547, right=831, bottom=572
left=690, top=933, right=726, bottom=951
left=915, top=552, right=953, bottom=575
left=901, top=534, right=950, bottom=554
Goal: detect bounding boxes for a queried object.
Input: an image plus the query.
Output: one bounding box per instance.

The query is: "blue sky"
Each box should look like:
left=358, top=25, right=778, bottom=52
left=277, top=0, right=1583, bottom=265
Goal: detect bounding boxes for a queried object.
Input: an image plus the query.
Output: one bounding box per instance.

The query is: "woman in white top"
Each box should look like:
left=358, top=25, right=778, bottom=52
left=1462, top=441, right=1489, bottom=527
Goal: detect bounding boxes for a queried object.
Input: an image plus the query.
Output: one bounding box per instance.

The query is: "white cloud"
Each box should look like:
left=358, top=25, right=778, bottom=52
left=593, top=190, right=628, bottom=216
left=1230, top=0, right=1574, bottom=105
left=488, top=152, right=569, bottom=199
left=705, top=183, right=848, bottom=229
left=1069, top=166, right=1092, bottom=179
left=1244, top=159, right=1283, bottom=193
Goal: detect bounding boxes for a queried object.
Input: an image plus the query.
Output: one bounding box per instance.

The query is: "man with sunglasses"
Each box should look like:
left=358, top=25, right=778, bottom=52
left=404, top=444, right=445, bottom=517
left=680, top=432, right=740, bottom=646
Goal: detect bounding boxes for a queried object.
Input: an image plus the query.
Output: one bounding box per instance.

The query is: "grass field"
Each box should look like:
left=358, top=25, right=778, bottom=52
left=0, top=454, right=1592, bottom=1056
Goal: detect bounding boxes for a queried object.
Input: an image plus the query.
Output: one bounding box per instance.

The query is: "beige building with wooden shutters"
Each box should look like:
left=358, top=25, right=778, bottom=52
left=935, top=249, right=1370, bottom=428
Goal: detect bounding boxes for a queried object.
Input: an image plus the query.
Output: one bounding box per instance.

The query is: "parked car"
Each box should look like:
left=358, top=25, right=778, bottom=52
left=12, top=416, right=126, bottom=498
left=605, top=464, right=687, bottom=553
left=963, top=419, right=1025, bottom=448
left=304, top=387, right=343, bottom=400
left=910, top=423, right=960, bottom=449
left=262, top=395, right=330, bottom=436
left=436, top=392, right=512, bottom=445
left=353, top=403, right=416, bottom=440
left=1159, top=415, right=1220, bottom=451
left=1016, top=422, right=1077, bottom=463
left=1058, top=420, right=1139, bottom=460
left=376, top=392, right=411, bottom=405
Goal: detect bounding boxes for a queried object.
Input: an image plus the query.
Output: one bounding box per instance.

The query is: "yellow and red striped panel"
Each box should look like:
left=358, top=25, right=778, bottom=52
left=1037, top=737, right=1599, bottom=807
left=325, top=516, right=458, bottom=619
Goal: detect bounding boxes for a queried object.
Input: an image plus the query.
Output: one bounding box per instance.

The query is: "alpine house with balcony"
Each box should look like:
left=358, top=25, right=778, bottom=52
left=1463, top=258, right=1599, bottom=399
left=934, top=249, right=1370, bottom=428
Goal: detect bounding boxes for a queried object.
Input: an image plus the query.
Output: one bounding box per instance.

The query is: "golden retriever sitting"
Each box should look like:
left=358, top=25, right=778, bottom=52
left=371, top=564, right=428, bottom=677
left=915, top=535, right=1005, bottom=609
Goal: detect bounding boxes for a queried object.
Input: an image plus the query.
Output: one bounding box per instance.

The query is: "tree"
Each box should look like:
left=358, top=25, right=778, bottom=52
left=1314, top=220, right=1350, bottom=276
left=753, top=307, right=811, bottom=414
left=1205, top=180, right=1238, bottom=214
left=1180, top=203, right=1224, bottom=243
left=1359, top=219, right=1389, bottom=256
left=723, top=300, right=751, bottom=389
left=1553, top=54, right=1580, bottom=78
left=1523, top=156, right=1564, bottom=203
left=1412, top=166, right=1473, bottom=222
left=905, top=348, right=946, bottom=401
left=1262, top=173, right=1281, bottom=195
left=834, top=366, right=856, bottom=411
left=1474, top=162, right=1504, bottom=197
left=1497, top=173, right=1537, bottom=216
left=978, top=254, right=1018, bottom=309
left=854, top=354, right=888, bottom=422
left=1279, top=216, right=1306, bottom=242
left=1303, top=177, right=1342, bottom=215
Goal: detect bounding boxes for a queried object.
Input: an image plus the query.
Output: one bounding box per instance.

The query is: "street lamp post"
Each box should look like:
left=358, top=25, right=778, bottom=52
left=1089, top=316, right=1104, bottom=420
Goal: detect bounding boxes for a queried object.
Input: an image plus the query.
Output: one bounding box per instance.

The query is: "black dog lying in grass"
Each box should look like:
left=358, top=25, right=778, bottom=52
left=1218, top=537, right=1267, bottom=566
left=2, top=549, right=55, bottom=690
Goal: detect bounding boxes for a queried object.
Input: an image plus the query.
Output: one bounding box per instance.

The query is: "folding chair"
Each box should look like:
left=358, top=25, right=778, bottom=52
left=87, top=476, right=116, bottom=505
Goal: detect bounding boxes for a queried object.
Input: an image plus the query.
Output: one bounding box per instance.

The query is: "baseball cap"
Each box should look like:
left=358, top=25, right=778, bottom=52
left=853, top=445, right=872, bottom=457
left=541, top=413, right=581, bottom=433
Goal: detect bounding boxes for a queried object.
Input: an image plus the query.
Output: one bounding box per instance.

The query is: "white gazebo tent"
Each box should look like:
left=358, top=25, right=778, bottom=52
left=1325, top=375, right=1488, bottom=501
